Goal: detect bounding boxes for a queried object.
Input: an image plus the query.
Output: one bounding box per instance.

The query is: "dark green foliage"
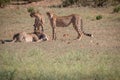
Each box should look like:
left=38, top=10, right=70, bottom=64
left=26, top=0, right=42, bottom=3
left=62, top=0, right=78, bottom=7
left=113, top=5, right=120, bottom=13
left=27, top=7, right=35, bottom=13
left=0, top=0, right=10, bottom=8
left=62, top=0, right=108, bottom=7
left=61, top=0, right=120, bottom=7
left=94, top=0, right=108, bottom=7
left=96, top=15, right=102, bottom=20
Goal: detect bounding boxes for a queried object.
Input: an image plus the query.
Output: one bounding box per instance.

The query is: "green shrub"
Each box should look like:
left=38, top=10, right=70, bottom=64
left=27, top=7, right=35, bottom=13
left=96, top=15, right=102, bottom=20
left=0, top=0, right=10, bottom=8
left=113, top=5, right=120, bottom=13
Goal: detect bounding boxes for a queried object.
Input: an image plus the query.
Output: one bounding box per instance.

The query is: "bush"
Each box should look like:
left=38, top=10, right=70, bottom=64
left=27, top=0, right=42, bottom=3
left=94, top=0, right=108, bottom=7
left=62, top=0, right=108, bottom=7
left=61, top=0, right=120, bottom=7
left=113, top=5, right=120, bottom=13
left=96, top=15, right=102, bottom=20
left=0, top=0, right=10, bottom=8
left=27, top=7, right=35, bottom=13
left=62, top=0, right=78, bottom=7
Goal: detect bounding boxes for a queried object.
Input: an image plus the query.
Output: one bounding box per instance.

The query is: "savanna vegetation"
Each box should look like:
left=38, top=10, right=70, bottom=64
left=0, top=0, right=120, bottom=80
left=0, top=0, right=120, bottom=8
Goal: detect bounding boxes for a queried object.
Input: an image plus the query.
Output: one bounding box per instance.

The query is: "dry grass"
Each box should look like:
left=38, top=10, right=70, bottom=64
left=0, top=6, right=120, bottom=80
